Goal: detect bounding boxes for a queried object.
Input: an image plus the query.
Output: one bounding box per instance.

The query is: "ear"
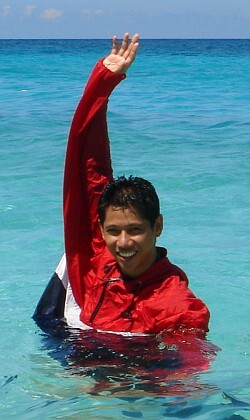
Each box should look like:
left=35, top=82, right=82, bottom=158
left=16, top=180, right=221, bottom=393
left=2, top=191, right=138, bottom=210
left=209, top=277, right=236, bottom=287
left=154, top=214, right=163, bottom=237
left=98, top=219, right=105, bottom=240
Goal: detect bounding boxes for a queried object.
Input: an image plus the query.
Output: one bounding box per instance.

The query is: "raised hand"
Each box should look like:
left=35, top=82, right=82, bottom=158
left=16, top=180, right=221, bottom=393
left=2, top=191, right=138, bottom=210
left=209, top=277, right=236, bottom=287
left=103, top=33, right=140, bottom=74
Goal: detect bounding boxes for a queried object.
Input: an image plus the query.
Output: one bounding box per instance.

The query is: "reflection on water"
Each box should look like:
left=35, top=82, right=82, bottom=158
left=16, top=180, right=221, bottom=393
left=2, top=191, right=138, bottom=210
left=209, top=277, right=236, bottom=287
left=21, top=327, right=250, bottom=419
left=36, top=324, right=219, bottom=398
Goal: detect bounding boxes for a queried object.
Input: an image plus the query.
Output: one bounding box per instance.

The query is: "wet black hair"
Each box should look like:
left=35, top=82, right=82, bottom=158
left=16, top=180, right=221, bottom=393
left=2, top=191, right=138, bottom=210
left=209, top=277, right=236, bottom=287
left=98, top=175, right=160, bottom=227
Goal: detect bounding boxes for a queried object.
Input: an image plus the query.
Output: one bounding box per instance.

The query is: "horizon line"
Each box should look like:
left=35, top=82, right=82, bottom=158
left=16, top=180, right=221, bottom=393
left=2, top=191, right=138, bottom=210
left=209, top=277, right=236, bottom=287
left=1, top=37, right=250, bottom=41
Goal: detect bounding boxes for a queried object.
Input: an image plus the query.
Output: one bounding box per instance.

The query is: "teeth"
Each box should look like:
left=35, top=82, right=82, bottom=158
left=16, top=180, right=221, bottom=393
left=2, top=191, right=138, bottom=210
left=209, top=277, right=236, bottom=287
left=118, top=251, right=136, bottom=258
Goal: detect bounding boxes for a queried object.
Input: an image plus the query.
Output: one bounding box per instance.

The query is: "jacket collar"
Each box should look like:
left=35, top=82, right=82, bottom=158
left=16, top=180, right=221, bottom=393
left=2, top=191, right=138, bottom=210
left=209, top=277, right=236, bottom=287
left=101, top=246, right=177, bottom=287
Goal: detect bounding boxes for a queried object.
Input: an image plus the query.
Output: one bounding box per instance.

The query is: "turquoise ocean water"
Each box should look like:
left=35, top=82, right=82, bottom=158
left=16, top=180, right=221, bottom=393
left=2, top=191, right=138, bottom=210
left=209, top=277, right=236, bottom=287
left=0, top=39, right=250, bottom=418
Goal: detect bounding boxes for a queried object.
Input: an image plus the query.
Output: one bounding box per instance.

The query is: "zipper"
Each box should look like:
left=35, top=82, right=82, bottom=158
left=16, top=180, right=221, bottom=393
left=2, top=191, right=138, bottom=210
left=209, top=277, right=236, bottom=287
left=89, top=278, right=121, bottom=324
left=89, top=275, right=165, bottom=325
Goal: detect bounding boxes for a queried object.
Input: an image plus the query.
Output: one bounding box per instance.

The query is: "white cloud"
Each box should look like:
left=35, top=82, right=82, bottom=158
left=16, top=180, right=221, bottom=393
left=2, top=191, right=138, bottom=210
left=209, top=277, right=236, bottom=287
left=81, top=8, right=105, bottom=17
left=1, top=5, right=10, bottom=16
left=94, top=9, right=105, bottom=16
left=23, top=5, right=36, bottom=17
left=40, top=8, right=63, bottom=20
left=81, top=9, right=91, bottom=17
left=240, top=11, right=250, bottom=21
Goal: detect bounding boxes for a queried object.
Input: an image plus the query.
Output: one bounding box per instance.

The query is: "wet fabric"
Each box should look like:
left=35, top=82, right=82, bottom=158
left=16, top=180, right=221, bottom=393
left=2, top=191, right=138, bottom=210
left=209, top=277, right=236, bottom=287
left=62, top=60, right=209, bottom=334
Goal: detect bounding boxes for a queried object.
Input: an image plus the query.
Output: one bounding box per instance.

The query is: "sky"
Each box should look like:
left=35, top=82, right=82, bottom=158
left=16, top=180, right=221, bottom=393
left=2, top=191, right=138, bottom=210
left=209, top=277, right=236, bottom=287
left=0, top=0, right=250, bottom=39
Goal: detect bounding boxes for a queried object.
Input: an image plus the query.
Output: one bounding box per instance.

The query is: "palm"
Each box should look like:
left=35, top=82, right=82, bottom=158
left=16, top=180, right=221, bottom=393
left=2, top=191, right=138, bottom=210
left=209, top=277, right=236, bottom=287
left=103, top=33, right=139, bottom=74
left=104, top=53, right=127, bottom=73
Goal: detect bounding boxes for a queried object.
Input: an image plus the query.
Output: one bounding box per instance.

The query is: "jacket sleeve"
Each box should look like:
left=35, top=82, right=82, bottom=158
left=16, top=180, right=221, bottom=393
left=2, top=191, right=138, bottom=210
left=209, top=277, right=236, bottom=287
left=63, top=59, right=125, bottom=307
left=154, top=279, right=210, bottom=336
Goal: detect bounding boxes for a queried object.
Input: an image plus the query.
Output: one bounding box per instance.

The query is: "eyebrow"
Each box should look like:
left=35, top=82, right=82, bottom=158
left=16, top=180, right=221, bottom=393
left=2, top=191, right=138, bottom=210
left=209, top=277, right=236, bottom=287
left=104, top=223, right=144, bottom=229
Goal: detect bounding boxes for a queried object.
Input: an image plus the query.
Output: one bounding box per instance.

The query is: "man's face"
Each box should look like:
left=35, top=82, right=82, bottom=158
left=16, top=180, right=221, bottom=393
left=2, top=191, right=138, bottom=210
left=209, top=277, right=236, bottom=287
left=100, top=205, right=163, bottom=278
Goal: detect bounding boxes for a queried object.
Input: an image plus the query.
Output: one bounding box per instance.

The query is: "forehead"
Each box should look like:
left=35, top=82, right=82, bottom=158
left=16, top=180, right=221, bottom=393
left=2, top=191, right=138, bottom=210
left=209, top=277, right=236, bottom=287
left=103, top=205, right=148, bottom=226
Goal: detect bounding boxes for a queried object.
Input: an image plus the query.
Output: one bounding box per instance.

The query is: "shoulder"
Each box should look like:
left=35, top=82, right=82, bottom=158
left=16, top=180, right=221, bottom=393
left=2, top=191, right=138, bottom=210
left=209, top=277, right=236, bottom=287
left=155, top=248, right=190, bottom=286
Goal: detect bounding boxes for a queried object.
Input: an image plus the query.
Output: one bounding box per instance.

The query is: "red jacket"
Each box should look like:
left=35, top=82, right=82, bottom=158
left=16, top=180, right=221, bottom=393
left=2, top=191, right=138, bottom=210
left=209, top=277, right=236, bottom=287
left=63, top=60, right=210, bottom=335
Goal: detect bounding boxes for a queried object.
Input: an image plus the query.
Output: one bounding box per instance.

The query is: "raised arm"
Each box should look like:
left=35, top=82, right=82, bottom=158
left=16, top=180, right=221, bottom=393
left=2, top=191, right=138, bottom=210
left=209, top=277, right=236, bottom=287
left=63, top=34, right=139, bottom=306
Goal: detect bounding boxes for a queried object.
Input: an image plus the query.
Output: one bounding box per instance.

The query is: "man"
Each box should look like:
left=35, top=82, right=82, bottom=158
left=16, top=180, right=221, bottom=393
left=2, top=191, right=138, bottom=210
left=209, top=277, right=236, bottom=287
left=34, top=33, right=209, bottom=336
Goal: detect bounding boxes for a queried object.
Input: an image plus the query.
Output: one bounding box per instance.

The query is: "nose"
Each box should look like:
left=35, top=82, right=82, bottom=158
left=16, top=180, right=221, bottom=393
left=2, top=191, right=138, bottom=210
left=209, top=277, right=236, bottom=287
left=117, top=230, right=133, bottom=248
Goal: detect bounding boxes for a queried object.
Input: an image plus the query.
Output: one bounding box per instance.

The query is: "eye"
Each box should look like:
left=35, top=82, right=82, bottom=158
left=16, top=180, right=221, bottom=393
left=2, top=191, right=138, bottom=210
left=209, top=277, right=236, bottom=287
left=129, top=226, right=143, bottom=235
left=106, top=228, right=120, bottom=236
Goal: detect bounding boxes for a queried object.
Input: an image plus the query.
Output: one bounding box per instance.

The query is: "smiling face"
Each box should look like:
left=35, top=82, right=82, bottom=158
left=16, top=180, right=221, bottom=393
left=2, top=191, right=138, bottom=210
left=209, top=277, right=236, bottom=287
left=100, top=205, right=163, bottom=278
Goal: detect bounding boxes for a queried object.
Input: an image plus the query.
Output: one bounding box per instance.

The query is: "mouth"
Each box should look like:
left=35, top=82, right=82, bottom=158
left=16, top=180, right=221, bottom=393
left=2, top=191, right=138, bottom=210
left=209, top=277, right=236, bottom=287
left=116, top=250, right=137, bottom=259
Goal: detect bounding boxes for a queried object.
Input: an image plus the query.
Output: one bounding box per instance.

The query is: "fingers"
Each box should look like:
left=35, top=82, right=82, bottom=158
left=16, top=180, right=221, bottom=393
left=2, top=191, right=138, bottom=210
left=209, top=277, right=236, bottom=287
left=111, top=35, right=119, bottom=55
left=123, top=36, right=139, bottom=62
left=118, top=32, right=130, bottom=56
left=111, top=33, right=140, bottom=58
